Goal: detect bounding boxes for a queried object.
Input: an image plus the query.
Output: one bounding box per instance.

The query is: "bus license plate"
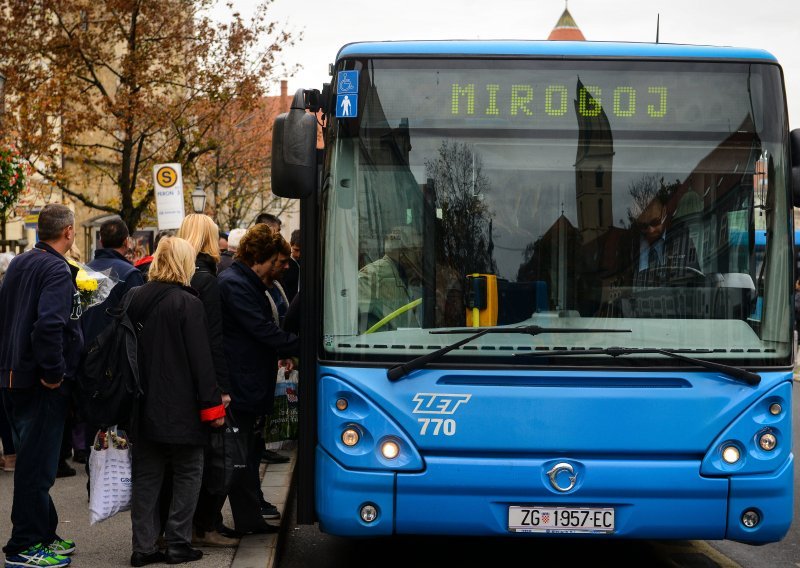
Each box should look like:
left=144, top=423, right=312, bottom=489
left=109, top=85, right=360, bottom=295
left=508, top=506, right=615, bottom=533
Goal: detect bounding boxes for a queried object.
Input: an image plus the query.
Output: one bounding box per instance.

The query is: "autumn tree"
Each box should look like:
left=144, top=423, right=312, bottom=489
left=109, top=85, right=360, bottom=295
left=196, top=95, right=295, bottom=232
left=0, top=0, right=299, bottom=232
left=424, top=140, right=496, bottom=275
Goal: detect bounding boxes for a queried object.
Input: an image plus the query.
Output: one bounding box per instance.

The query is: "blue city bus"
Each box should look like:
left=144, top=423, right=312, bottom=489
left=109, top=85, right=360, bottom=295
left=271, top=40, right=800, bottom=543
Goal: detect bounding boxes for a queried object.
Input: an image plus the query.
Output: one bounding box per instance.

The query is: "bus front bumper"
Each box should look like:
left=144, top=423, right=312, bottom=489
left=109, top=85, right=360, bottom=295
left=315, top=448, right=792, bottom=543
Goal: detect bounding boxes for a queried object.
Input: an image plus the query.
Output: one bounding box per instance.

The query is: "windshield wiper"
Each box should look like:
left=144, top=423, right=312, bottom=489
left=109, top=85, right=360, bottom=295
left=514, top=347, right=760, bottom=386
left=386, top=325, right=631, bottom=381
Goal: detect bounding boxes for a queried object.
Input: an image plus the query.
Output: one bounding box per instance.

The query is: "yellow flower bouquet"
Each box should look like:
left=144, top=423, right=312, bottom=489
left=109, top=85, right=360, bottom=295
left=68, top=259, right=119, bottom=311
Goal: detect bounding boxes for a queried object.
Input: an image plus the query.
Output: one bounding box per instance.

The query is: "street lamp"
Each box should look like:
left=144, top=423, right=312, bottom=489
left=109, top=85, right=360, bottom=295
left=191, top=183, right=206, bottom=214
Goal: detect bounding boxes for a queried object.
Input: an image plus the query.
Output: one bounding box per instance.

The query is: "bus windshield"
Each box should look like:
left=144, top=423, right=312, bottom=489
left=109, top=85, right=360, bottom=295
left=321, top=58, right=792, bottom=367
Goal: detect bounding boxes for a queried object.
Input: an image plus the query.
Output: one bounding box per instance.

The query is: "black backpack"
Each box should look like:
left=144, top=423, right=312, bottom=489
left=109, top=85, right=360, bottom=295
left=76, top=286, right=172, bottom=430
left=75, top=289, right=141, bottom=430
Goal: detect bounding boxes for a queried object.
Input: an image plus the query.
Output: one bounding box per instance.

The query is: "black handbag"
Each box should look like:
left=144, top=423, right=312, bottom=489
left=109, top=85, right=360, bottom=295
left=205, top=412, right=247, bottom=496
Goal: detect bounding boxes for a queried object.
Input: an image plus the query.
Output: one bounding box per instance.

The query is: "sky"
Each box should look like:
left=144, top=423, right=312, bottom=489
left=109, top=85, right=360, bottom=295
left=212, top=0, right=800, bottom=130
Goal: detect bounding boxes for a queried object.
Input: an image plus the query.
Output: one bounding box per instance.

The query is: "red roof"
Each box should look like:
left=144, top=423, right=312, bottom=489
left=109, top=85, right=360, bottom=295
left=548, top=7, right=586, bottom=41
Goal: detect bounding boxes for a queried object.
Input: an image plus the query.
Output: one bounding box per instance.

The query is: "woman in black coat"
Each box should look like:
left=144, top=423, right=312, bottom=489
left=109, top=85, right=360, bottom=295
left=126, top=236, right=225, bottom=567
left=177, top=213, right=238, bottom=547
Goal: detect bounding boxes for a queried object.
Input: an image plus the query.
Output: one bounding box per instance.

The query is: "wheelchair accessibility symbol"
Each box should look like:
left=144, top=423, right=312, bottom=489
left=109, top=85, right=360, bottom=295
left=337, top=71, right=359, bottom=94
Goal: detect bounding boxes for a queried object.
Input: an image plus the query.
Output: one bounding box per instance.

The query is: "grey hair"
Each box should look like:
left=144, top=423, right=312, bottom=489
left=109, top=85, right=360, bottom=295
left=37, top=204, right=74, bottom=241
left=227, top=228, right=247, bottom=251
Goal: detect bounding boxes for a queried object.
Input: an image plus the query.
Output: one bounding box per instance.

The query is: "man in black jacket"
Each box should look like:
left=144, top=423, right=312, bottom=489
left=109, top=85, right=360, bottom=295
left=0, top=204, right=83, bottom=567
left=81, top=216, right=145, bottom=342
left=72, top=217, right=145, bottom=479
left=218, top=224, right=298, bottom=534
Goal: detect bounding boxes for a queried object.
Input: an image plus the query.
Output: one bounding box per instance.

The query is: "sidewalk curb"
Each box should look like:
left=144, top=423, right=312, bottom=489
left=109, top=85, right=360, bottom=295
left=230, top=449, right=296, bottom=568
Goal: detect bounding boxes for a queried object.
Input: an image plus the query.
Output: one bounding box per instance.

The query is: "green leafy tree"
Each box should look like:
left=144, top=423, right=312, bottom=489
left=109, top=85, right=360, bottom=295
left=0, top=0, right=300, bottom=232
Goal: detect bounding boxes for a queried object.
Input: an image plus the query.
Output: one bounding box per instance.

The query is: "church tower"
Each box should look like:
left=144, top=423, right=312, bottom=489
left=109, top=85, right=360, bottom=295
left=547, top=2, right=586, bottom=41
left=573, top=78, right=614, bottom=239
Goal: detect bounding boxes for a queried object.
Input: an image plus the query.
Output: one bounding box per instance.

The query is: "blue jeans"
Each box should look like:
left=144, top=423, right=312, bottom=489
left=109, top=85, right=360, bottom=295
left=1, top=386, right=68, bottom=554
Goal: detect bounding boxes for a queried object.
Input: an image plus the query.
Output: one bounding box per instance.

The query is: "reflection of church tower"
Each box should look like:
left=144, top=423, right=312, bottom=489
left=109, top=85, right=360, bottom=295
left=574, top=78, right=614, bottom=242
left=548, top=2, right=586, bottom=41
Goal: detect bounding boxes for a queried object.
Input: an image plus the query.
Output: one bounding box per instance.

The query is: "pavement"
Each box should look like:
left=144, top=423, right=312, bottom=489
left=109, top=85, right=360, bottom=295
left=0, top=447, right=296, bottom=568
left=232, top=450, right=295, bottom=568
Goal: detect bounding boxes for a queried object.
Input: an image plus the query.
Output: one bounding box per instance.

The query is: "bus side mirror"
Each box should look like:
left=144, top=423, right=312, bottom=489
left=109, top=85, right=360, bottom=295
left=271, top=88, right=318, bottom=199
left=791, top=129, right=800, bottom=207
left=304, top=89, right=322, bottom=113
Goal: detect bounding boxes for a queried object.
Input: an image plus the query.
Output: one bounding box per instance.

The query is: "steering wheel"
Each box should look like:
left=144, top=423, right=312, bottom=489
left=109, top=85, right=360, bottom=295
left=365, top=298, right=422, bottom=334
left=649, top=265, right=706, bottom=286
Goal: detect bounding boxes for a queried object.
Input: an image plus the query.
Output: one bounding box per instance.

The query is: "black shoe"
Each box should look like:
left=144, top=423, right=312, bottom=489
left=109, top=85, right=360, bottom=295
left=260, top=502, right=281, bottom=520
left=56, top=461, right=77, bottom=478
left=261, top=449, right=290, bottom=464
left=165, top=543, right=203, bottom=564
left=216, top=524, right=244, bottom=539
left=131, top=551, right=167, bottom=567
left=242, top=523, right=279, bottom=535
left=72, top=449, right=88, bottom=464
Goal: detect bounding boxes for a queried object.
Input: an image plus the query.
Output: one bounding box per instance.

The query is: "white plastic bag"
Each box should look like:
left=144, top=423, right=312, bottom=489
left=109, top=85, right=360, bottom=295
left=88, top=427, right=132, bottom=525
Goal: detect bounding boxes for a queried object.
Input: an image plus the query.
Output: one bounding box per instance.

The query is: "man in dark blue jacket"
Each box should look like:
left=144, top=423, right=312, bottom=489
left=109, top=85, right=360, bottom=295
left=81, top=216, right=145, bottom=342
left=218, top=224, right=298, bottom=534
left=0, top=203, right=83, bottom=567
left=70, top=216, right=144, bottom=478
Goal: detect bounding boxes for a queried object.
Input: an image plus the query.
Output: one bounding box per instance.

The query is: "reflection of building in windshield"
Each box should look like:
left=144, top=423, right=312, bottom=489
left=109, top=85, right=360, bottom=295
left=599, top=114, right=764, bottom=320
left=575, top=78, right=614, bottom=240
left=519, top=98, right=766, bottom=320
left=513, top=77, right=617, bottom=316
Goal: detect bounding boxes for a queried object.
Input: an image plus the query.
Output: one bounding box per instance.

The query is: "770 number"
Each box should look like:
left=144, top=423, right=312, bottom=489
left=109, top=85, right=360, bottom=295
left=418, top=417, right=456, bottom=436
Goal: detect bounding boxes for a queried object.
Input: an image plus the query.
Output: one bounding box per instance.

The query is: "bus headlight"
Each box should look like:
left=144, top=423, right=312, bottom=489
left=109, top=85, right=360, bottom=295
left=321, top=376, right=423, bottom=470
left=722, top=445, right=741, bottom=464
left=701, top=382, right=790, bottom=476
left=360, top=503, right=379, bottom=523
left=342, top=427, right=360, bottom=447
left=758, top=431, right=777, bottom=451
left=380, top=439, right=400, bottom=460
left=741, top=509, right=761, bottom=528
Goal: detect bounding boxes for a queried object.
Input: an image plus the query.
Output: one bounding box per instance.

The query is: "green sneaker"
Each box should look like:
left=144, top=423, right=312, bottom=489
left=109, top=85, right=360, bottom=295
left=47, top=538, right=75, bottom=556
left=4, top=543, right=71, bottom=567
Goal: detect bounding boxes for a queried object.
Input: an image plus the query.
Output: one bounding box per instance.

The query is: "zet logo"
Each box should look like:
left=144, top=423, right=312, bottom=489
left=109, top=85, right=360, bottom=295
left=411, top=393, right=471, bottom=415
left=412, top=393, right=472, bottom=437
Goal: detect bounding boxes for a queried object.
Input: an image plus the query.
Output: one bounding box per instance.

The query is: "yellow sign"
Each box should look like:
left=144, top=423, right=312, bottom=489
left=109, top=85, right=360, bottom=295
left=23, top=211, right=39, bottom=229
left=155, top=165, right=179, bottom=188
